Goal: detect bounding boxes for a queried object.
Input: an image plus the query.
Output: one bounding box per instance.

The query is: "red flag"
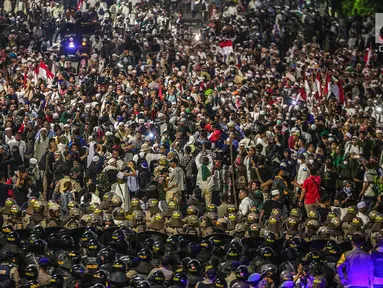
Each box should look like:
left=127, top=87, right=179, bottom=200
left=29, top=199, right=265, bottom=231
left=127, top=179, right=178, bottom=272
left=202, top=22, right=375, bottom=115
left=39, top=61, right=54, bottom=80
left=158, top=84, right=163, bottom=101
left=364, top=44, right=372, bottom=67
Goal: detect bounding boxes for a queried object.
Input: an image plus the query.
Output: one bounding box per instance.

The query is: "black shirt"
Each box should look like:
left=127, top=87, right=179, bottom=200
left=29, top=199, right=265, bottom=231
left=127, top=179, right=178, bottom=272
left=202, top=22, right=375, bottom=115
left=262, top=199, right=283, bottom=219
left=316, top=206, right=331, bottom=222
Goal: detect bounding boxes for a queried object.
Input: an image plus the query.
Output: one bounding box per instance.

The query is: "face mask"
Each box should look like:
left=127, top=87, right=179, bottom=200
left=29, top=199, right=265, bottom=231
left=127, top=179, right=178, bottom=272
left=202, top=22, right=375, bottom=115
left=345, top=187, right=351, bottom=193
left=309, top=159, right=314, bottom=164
left=277, top=120, right=282, bottom=125
left=343, top=161, right=348, bottom=165
left=297, top=159, right=302, bottom=164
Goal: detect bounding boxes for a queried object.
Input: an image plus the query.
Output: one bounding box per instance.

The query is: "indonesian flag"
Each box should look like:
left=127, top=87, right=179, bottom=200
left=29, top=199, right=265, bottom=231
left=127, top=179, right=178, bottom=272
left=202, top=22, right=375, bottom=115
left=331, top=80, right=345, bottom=105
left=297, top=73, right=309, bottom=102
left=219, top=40, right=233, bottom=56
left=364, top=44, right=372, bottom=67
left=323, top=72, right=331, bottom=96
left=33, top=61, right=54, bottom=84
left=313, top=72, right=322, bottom=99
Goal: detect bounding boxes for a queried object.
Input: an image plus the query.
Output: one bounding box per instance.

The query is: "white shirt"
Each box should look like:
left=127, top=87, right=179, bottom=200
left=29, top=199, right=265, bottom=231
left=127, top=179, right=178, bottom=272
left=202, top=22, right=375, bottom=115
left=296, top=163, right=309, bottom=185
left=357, top=212, right=370, bottom=227
left=80, top=193, right=101, bottom=205
left=239, top=197, right=254, bottom=216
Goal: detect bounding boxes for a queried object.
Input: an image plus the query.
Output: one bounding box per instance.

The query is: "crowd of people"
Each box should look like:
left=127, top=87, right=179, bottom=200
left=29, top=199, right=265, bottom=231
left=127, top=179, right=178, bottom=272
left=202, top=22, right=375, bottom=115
left=0, top=0, right=383, bottom=287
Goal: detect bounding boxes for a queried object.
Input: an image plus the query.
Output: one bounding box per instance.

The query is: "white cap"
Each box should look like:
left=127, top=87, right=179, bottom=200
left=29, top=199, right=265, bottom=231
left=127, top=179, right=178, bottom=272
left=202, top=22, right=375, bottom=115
left=346, top=132, right=352, bottom=139
left=117, top=172, right=124, bottom=180
left=108, top=158, right=117, bottom=165
left=271, top=189, right=280, bottom=196
left=92, top=156, right=100, bottom=162
left=29, top=158, right=38, bottom=165
left=357, top=201, right=366, bottom=209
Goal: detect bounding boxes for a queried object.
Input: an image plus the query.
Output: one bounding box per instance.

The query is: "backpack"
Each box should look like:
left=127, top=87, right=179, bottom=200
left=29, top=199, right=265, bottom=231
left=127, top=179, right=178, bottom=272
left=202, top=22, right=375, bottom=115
left=136, top=153, right=147, bottom=173
left=38, top=150, right=49, bottom=170
left=96, top=172, right=110, bottom=192
left=365, top=170, right=383, bottom=196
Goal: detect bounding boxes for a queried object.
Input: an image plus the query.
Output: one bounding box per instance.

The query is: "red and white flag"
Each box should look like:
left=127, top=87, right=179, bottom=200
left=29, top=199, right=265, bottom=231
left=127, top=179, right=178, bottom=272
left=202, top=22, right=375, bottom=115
left=331, top=80, right=345, bottom=105
left=364, top=45, right=372, bottom=67
left=313, top=72, right=322, bottom=99
left=33, top=61, right=54, bottom=84
left=296, top=73, right=310, bottom=102
left=219, top=40, right=233, bottom=56
left=323, top=72, right=331, bottom=96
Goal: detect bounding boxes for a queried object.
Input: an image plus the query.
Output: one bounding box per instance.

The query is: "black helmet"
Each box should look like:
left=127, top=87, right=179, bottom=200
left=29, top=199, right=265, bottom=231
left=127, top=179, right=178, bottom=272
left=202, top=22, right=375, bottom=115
left=280, top=270, right=293, bottom=282
left=81, top=231, right=98, bottom=245
left=260, top=264, right=278, bottom=276
left=375, top=231, right=383, bottom=247
left=93, top=270, right=109, bottom=285
left=57, top=251, right=73, bottom=270
left=200, top=239, right=213, bottom=251
left=25, top=280, right=40, bottom=288
left=151, top=270, right=165, bottom=285
left=49, top=274, right=64, bottom=288
left=30, top=239, right=47, bottom=255
left=264, top=232, right=276, bottom=245
left=304, top=251, right=322, bottom=264
left=58, top=235, right=74, bottom=250
left=214, top=277, right=227, bottom=288
left=111, top=239, right=129, bottom=254
left=6, top=231, right=19, bottom=243
left=226, top=248, right=240, bottom=261
left=25, top=265, right=39, bottom=280
left=327, top=246, right=342, bottom=260
left=0, top=250, right=14, bottom=262
left=48, top=233, right=59, bottom=248
left=166, top=235, right=180, bottom=250
left=289, top=237, right=302, bottom=249
left=131, top=275, right=146, bottom=287
left=152, top=241, right=165, bottom=256
left=1, top=224, right=13, bottom=234
left=229, top=239, right=242, bottom=252
left=144, top=238, right=155, bottom=250
left=259, top=246, right=273, bottom=260
left=68, top=250, right=81, bottom=264
left=235, top=265, right=249, bottom=281
left=71, top=264, right=86, bottom=279
left=136, top=281, right=151, bottom=288
left=187, top=259, right=201, bottom=275
left=172, top=272, right=188, bottom=288
left=97, top=247, right=116, bottom=264
left=109, top=259, right=128, bottom=284
left=138, top=248, right=153, bottom=262
left=32, top=225, right=45, bottom=237
left=87, top=239, right=100, bottom=255
left=112, top=229, right=126, bottom=242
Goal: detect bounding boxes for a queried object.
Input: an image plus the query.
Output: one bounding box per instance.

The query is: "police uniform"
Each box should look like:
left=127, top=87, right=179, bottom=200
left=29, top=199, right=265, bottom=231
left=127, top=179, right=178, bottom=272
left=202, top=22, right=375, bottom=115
left=0, top=261, right=20, bottom=286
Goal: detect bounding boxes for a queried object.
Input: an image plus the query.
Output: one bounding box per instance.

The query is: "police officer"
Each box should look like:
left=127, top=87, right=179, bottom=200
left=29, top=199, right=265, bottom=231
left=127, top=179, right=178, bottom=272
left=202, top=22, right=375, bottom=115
left=25, top=239, right=47, bottom=266
left=196, top=240, right=212, bottom=265
left=47, top=202, right=62, bottom=227
left=166, top=210, right=184, bottom=235
left=1, top=198, right=16, bottom=224
left=109, top=259, right=129, bottom=287
left=186, top=259, right=203, bottom=287
left=8, top=205, right=24, bottom=230
left=149, top=270, right=167, bottom=288
left=29, top=201, right=47, bottom=228
left=168, top=272, right=189, bottom=288
left=98, top=247, right=117, bottom=272
left=64, top=207, right=82, bottom=229
left=82, top=239, right=101, bottom=274
left=0, top=249, right=20, bottom=287
left=134, top=248, right=155, bottom=275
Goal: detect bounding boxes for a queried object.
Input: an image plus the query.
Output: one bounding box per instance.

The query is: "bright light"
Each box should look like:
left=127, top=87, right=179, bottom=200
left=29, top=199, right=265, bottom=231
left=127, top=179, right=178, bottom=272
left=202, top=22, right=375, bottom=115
left=149, top=132, right=154, bottom=138
left=69, top=42, right=75, bottom=48
left=82, top=42, right=86, bottom=46
left=292, top=100, right=296, bottom=105
left=117, top=62, right=123, bottom=67
left=195, top=33, right=200, bottom=41
left=377, top=107, right=382, bottom=113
